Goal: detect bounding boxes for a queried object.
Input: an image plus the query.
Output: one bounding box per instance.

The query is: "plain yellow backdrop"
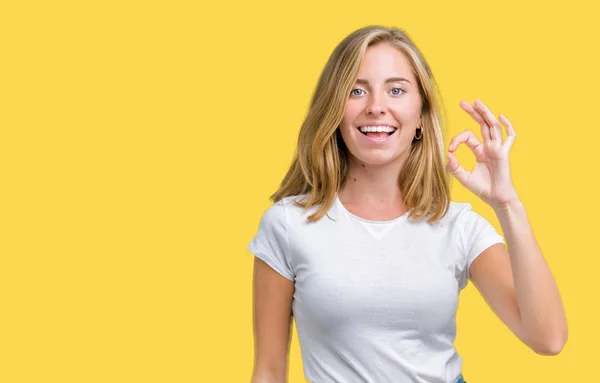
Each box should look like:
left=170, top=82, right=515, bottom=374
left=0, top=0, right=596, bottom=381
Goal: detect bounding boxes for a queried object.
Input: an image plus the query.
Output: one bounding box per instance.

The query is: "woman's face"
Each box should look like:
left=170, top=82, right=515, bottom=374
left=340, top=43, right=423, bottom=167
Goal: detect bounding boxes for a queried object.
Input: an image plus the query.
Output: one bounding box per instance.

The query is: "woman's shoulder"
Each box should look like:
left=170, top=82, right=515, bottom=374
left=279, top=193, right=309, bottom=206
left=259, top=194, right=313, bottom=223
left=268, top=193, right=339, bottom=227
left=278, top=193, right=323, bottom=218
left=440, top=200, right=496, bottom=233
left=437, top=200, right=477, bottom=225
left=447, top=200, right=474, bottom=214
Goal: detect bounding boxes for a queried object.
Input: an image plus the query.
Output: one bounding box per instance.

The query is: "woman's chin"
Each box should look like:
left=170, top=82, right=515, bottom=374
left=354, top=152, right=405, bottom=167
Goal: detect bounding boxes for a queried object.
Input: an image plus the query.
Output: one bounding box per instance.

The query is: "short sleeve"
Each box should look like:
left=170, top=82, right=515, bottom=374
left=457, top=204, right=505, bottom=290
left=247, top=200, right=295, bottom=281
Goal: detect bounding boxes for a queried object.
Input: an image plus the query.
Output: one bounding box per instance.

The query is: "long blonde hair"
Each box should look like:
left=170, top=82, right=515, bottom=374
left=271, top=25, right=451, bottom=224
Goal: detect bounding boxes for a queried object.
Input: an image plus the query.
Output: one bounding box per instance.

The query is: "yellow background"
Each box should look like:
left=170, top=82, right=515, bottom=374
left=0, top=0, right=596, bottom=381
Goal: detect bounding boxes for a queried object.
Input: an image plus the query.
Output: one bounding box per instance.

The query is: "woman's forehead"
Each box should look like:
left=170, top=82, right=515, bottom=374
left=357, top=44, right=415, bottom=82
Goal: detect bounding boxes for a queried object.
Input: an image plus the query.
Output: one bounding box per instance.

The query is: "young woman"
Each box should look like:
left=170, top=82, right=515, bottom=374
left=247, top=25, right=567, bottom=383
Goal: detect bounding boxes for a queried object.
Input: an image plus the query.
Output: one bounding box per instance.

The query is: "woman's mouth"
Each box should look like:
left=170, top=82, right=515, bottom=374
left=357, top=125, right=398, bottom=142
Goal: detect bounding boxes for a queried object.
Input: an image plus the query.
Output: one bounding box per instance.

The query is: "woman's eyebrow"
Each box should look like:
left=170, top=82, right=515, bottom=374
left=355, top=77, right=411, bottom=85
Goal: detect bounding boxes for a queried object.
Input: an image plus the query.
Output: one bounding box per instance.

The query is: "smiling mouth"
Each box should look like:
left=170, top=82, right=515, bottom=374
left=357, top=126, right=398, bottom=139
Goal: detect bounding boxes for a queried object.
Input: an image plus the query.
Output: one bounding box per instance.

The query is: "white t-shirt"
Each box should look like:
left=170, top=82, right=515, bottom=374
left=247, top=193, right=505, bottom=383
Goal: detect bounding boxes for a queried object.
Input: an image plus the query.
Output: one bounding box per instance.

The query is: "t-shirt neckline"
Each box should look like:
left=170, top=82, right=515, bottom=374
left=334, top=193, right=410, bottom=225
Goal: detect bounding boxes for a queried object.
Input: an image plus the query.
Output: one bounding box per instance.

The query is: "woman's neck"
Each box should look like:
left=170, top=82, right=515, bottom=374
left=338, top=157, right=407, bottom=210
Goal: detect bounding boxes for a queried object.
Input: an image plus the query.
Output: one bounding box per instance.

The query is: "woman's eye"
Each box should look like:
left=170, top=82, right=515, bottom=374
left=350, top=88, right=404, bottom=96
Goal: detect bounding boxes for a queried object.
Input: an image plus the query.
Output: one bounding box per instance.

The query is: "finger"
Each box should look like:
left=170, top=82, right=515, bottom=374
left=460, top=100, right=491, bottom=142
left=448, top=129, right=483, bottom=153
left=499, top=114, right=516, bottom=150
left=474, top=99, right=502, bottom=142
left=446, top=151, right=470, bottom=186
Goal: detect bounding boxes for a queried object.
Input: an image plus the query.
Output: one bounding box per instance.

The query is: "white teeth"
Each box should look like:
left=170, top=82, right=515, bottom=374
left=359, top=125, right=397, bottom=133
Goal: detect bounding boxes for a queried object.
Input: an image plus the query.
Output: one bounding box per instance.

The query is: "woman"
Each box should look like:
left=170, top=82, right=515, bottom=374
left=247, top=25, right=567, bottom=383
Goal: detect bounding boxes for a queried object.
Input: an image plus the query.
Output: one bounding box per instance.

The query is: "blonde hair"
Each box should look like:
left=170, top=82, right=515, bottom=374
left=271, top=25, right=451, bottom=224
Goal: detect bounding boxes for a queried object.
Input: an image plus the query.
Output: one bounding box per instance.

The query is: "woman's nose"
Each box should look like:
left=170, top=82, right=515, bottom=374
left=366, top=95, right=385, bottom=115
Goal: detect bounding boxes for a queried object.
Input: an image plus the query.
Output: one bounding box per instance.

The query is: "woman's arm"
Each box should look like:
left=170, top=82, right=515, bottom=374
left=470, top=201, right=568, bottom=355
left=447, top=99, right=567, bottom=354
left=495, top=200, right=567, bottom=353
left=251, top=257, right=295, bottom=383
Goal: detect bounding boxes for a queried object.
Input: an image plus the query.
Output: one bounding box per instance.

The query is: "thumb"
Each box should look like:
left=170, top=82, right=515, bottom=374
left=446, top=151, right=470, bottom=186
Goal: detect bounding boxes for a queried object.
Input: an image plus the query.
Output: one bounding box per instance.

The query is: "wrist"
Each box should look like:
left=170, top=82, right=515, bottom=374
left=492, top=198, right=524, bottom=213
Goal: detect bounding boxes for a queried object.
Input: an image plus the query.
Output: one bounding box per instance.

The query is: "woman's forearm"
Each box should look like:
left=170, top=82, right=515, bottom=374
left=493, top=199, right=568, bottom=354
